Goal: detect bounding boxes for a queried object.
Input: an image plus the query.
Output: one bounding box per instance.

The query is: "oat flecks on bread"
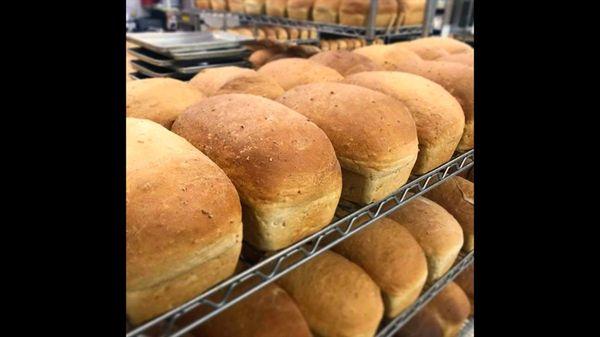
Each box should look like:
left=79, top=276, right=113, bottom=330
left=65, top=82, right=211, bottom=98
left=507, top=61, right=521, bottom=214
left=388, top=196, right=463, bottom=283
left=277, top=82, right=419, bottom=205
left=277, top=251, right=384, bottom=337
left=126, top=78, right=205, bottom=129
left=189, top=66, right=285, bottom=99
left=310, top=50, right=382, bottom=75
left=344, top=71, right=465, bottom=174
left=126, top=118, right=242, bottom=325
left=333, top=217, right=428, bottom=318
left=257, top=57, right=343, bottom=90
left=396, top=282, right=470, bottom=337
left=425, top=176, right=474, bottom=251
left=172, top=94, right=342, bottom=251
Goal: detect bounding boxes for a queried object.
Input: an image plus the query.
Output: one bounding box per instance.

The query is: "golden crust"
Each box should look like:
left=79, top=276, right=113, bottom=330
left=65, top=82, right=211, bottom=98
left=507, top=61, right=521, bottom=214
left=287, top=0, right=315, bottom=20
left=172, top=94, right=342, bottom=250
left=436, top=51, right=474, bottom=67
left=277, top=250, right=384, bottom=337
left=344, top=71, right=464, bottom=174
left=126, top=118, right=242, bottom=324
left=312, top=0, right=341, bottom=23
left=353, top=44, right=422, bottom=70
left=309, top=50, right=382, bottom=75
left=258, top=57, right=343, bottom=90
left=388, top=196, right=463, bottom=283
left=126, top=78, right=205, bottom=129
left=266, top=0, right=288, bottom=16
left=333, top=217, right=428, bottom=318
left=189, top=66, right=285, bottom=99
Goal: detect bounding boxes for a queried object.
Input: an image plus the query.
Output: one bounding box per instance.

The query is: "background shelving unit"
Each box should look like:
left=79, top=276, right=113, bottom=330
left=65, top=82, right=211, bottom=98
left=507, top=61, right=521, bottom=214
left=126, top=149, right=474, bottom=337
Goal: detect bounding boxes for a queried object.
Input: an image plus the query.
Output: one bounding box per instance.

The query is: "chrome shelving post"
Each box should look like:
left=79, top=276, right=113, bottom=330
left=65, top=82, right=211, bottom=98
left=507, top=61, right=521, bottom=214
left=366, top=0, right=379, bottom=42
left=422, top=0, right=439, bottom=36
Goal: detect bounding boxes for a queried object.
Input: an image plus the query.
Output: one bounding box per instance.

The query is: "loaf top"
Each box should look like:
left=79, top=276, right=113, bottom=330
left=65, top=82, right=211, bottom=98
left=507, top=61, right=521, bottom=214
left=428, top=282, right=471, bottom=324
left=126, top=78, right=205, bottom=129
left=277, top=250, right=384, bottom=337
left=172, top=94, right=341, bottom=204
left=388, top=196, right=463, bottom=257
left=309, top=50, right=382, bottom=76
left=126, top=118, right=241, bottom=291
left=333, top=217, right=428, bottom=295
left=436, top=51, right=474, bottom=67
left=354, top=44, right=423, bottom=70
left=277, top=82, right=418, bottom=173
left=405, top=37, right=473, bottom=55
left=343, top=71, right=464, bottom=147
left=257, top=58, right=343, bottom=90
left=189, top=66, right=285, bottom=99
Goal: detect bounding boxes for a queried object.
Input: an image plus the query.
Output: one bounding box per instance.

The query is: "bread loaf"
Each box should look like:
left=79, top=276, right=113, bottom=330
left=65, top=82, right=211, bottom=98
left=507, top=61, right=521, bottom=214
left=210, top=0, right=228, bottom=10
left=388, top=196, right=463, bottom=283
left=344, top=71, right=465, bottom=174
left=309, top=50, right=381, bottom=75
left=273, top=26, right=289, bottom=40
left=328, top=39, right=339, bottom=51
left=244, top=0, right=266, bottom=14
left=287, top=0, right=315, bottom=20
left=195, top=0, right=211, bottom=8
left=277, top=250, right=384, bottom=337
left=126, top=78, right=205, bottom=129
left=249, top=48, right=279, bottom=68
left=181, top=276, right=312, bottom=337
left=312, top=0, right=341, bottom=23
left=172, top=94, right=342, bottom=251
left=337, top=39, right=348, bottom=50
left=299, top=28, right=310, bottom=39
left=257, top=58, right=343, bottom=90
left=333, top=217, right=428, bottom=318
left=353, top=44, right=422, bottom=70
left=425, top=176, right=474, bottom=251
left=266, top=0, right=287, bottom=15
left=399, top=0, right=426, bottom=25
left=189, top=66, right=285, bottom=100
left=228, top=0, right=245, bottom=12
left=396, top=282, right=470, bottom=337
left=406, top=37, right=473, bottom=55
left=454, top=264, right=474, bottom=315
left=320, top=39, right=330, bottom=51
left=126, top=118, right=242, bottom=325
left=287, top=27, right=300, bottom=39
left=277, top=82, right=419, bottom=204
left=436, top=51, right=474, bottom=67
left=339, top=0, right=397, bottom=27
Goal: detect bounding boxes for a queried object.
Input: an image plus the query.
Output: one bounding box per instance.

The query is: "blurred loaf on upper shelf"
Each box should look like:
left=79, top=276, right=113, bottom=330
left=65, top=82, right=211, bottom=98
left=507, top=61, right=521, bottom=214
left=257, top=58, right=343, bottom=90
left=189, top=66, right=285, bottom=99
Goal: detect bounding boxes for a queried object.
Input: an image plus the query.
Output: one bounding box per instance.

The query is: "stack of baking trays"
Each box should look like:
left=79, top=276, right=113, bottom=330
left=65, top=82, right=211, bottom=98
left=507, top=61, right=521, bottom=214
left=127, top=31, right=254, bottom=80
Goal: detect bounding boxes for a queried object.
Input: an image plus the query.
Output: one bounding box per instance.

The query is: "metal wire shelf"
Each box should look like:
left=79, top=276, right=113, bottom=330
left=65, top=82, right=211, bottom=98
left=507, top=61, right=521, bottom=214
left=457, top=318, right=475, bottom=337
left=184, top=9, right=423, bottom=40
left=126, top=149, right=474, bottom=337
left=376, top=250, right=474, bottom=337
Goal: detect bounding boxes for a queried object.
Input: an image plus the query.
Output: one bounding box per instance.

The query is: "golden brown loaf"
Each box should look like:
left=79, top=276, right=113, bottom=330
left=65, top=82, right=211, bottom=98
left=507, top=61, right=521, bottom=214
left=436, top=51, right=474, bottom=67
left=277, top=82, right=419, bottom=205
left=210, top=0, right=228, bottom=10
left=287, top=0, right=315, bottom=20
left=425, top=176, right=474, bottom=251
left=309, top=50, right=382, bottom=76
left=277, top=250, right=384, bottom=337
left=244, top=0, right=266, bottom=14
left=388, top=196, right=463, bottom=283
left=353, top=44, right=422, bottom=70
left=333, top=217, right=428, bottom=318
left=287, top=27, right=300, bottom=39
left=337, top=39, right=348, bottom=50
left=398, top=0, right=426, bottom=25
left=182, top=281, right=313, bottom=337
left=274, top=26, right=289, bottom=40
left=262, top=26, right=279, bottom=40
left=312, top=0, right=341, bottom=23
left=249, top=48, right=279, bottom=68
left=396, top=282, right=470, bottom=337
left=343, top=71, right=465, bottom=174
left=126, top=118, right=242, bottom=325
left=328, top=39, right=339, bottom=51
left=257, top=58, right=343, bottom=90
left=172, top=94, right=342, bottom=251
left=340, top=0, right=398, bottom=27
left=195, top=0, right=211, bottom=8
left=320, top=39, right=330, bottom=51
left=266, top=0, right=288, bottom=16
left=454, top=264, right=474, bottom=315
left=228, top=0, right=245, bottom=12
left=407, top=37, right=473, bottom=55
left=300, top=28, right=310, bottom=39
left=126, top=78, right=205, bottom=129
left=189, top=66, right=285, bottom=100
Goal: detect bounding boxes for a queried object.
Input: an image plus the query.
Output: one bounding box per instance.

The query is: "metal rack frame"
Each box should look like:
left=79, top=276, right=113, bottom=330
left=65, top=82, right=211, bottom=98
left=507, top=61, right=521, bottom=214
left=127, top=149, right=474, bottom=337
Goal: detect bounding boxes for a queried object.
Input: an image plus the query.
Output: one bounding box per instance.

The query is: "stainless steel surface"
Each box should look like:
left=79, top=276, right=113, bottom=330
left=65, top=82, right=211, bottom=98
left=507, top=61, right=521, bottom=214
left=376, top=250, right=474, bottom=337
left=172, top=60, right=250, bottom=74
left=126, top=31, right=253, bottom=55
left=128, top=48, right=174, bottom=67
left=130, top=60, right=175, bottom=77
left=170, top=46, right=249, bottom=60
left=126, top=150, right=474, bottom=337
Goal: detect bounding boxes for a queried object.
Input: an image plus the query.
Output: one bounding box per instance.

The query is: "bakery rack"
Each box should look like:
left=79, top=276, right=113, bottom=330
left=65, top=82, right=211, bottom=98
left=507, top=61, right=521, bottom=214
left=126, top=149, right=474, bottom=337
left=179, top=0, right=443, bottom=42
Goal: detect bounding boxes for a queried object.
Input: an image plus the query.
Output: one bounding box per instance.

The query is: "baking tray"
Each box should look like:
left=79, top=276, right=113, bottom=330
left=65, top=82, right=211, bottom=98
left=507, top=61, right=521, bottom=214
left=130, top=60, right=175, bottom=78
left=128, top=48, right=174, bottom=67
left=126, top=31, right=254, bottom=55
left=173, top=60, right=251, bottom=74
left=170, top=46, right=250, bottom=61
